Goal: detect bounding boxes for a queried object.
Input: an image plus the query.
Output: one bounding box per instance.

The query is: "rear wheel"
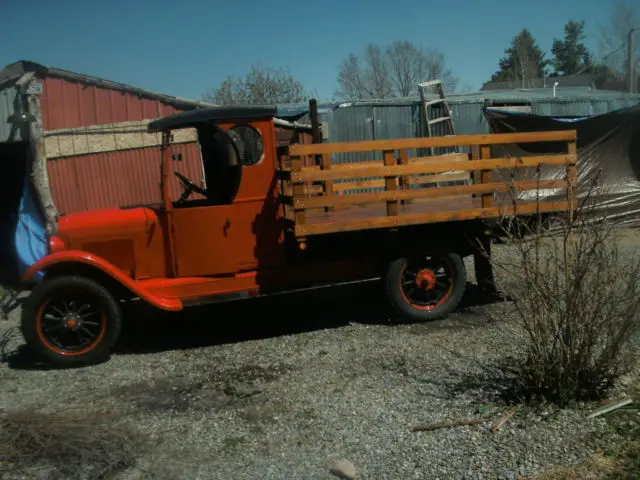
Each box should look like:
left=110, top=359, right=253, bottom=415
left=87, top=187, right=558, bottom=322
left=21, top=275, right=122, bottom=367
left=385, top=252, right=466, bottom=322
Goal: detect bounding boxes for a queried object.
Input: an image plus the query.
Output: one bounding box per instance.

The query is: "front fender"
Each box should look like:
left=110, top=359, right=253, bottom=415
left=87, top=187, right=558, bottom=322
left=23, top=250, right=183, bottom=312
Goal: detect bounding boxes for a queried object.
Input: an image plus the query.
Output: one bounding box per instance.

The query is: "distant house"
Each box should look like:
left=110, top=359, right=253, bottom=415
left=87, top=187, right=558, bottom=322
left=480, top=74, right=596, bottom=92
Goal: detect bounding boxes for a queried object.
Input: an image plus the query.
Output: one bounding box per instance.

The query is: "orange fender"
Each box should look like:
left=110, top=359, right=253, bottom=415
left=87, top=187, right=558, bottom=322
left=23, top=250, right=183, bottom=312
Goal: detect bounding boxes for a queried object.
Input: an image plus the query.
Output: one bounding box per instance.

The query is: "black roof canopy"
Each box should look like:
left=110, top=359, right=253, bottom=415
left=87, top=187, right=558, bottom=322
left=147, top=105, right=278, bottom=132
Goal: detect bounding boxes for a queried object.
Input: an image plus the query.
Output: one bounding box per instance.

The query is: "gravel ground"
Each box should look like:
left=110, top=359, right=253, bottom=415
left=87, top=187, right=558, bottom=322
left=1, top=234, right=639, bottom=480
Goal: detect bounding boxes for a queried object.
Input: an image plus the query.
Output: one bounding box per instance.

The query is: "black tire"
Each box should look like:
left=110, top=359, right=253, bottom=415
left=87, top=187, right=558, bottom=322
left=20, top=275, right=122, bottom=367
left=385, top=252, right=466, bottom=323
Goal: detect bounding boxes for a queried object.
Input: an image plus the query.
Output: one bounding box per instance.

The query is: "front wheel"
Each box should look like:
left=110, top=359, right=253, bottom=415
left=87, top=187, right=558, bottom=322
left=385, top=252, right=466, bottom=323
left=21, top=275, right=123, bottom=367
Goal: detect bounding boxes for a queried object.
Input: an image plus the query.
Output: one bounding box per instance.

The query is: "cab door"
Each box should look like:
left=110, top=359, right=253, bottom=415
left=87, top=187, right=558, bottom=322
left=169, top=121, right=286, bottom=277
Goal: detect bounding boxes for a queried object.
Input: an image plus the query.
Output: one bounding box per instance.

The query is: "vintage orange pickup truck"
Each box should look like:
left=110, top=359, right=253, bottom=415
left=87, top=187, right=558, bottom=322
left=1, top=103, right=578, bottom=367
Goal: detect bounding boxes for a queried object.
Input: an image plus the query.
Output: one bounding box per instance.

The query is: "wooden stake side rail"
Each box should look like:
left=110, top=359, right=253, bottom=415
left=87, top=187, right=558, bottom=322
left=281, top=130, right=578, bottom=237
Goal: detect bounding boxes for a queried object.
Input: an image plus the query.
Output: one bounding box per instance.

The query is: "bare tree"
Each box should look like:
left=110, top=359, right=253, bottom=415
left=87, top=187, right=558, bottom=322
left=363, top=43, right=393, bottom=98
left=598, top=3, right=639, bottom=76
left=420, top=47, right=459, bottom=93
left=387, top=40, right=428, bottom=97
left=335, top=54, right=369, bottom=100
left=335, top=40, right=458, bottom=100
left=202, top=64, right=312, bottom=105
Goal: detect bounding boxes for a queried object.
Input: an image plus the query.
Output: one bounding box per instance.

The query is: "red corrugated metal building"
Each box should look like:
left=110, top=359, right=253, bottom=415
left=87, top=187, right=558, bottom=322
left=0, top=60, right=312, bottom=214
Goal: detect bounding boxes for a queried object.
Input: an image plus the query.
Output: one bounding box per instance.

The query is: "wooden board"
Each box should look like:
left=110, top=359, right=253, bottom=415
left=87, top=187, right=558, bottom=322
left=296, top=200, right=570, bottom=236
left=288, top=130, right=577, bottom=156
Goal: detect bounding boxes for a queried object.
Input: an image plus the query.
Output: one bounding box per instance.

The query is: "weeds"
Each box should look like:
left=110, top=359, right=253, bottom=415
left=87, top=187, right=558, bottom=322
left=486, top=170, right=640, bottom=406
left=0, top=407, right=145, bottom=479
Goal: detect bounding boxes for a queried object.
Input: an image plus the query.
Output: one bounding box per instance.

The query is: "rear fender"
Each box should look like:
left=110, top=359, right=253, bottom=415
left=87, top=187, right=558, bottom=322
left=23, top=250, right=183, bottom=312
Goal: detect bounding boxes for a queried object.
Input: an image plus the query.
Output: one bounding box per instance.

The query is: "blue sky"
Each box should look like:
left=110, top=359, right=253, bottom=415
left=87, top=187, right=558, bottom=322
left=0, top=0, right=623, bottom=101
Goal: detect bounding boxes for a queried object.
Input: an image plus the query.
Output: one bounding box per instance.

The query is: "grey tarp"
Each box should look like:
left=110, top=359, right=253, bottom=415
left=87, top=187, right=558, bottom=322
left=483, top=104, right=640, bottom=227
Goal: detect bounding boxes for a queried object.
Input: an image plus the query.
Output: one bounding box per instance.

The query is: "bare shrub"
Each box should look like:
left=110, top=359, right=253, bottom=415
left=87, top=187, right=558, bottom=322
left=487, top=174, right=640, bottom=406
left=0, top=407, right=145, bottom=479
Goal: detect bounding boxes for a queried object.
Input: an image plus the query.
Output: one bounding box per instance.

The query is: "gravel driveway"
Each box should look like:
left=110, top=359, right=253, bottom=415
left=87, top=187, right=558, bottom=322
left=1, top=241, right=639, bottom=480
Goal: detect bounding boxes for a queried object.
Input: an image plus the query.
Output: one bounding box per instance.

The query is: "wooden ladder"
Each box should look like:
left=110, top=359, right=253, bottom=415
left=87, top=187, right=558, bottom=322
left=418, top=79, right=458, bottom=157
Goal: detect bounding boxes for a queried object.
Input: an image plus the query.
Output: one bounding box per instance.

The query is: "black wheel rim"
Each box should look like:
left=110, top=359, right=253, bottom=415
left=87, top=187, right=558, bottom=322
left=37, top=290, right=106, bottom=355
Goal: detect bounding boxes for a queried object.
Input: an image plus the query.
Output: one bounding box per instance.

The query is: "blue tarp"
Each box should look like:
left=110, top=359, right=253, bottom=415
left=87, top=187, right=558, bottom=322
left=14, top=177, right=48, bottom=280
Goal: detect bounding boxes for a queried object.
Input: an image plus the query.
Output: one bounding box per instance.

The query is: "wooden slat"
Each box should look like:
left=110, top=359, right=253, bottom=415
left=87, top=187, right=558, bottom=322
left=296, top=173, right=471, bottom=196
left=480, top=145, right=493, bottom=208
left=291, top=156, right=305, bottom=225
left=428, top=116, right=452, bottom=125
left=321, top=153, right=334, bottom=213
left=292, top=154, right=576, bottom=182
left=398, top=149, right=410, bottom=205
left=288, top=130, right=578, bottom=156
left=384, top=150, right=398, bottom=216
left=285, top=152, right=470, bottom=173
left=295, top=201, right=571, bottom=236
left=567, top=141, right=577, bottom=213
left=294, top=180, right=568, bottom=209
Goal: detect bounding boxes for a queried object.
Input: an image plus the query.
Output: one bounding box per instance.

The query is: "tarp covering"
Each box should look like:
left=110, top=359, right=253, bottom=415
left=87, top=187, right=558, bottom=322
left=0, top=143, right=47, bottom=287
left=483, top=103, right=640, bottom=227
left=14, top=177, right=47, bottom=281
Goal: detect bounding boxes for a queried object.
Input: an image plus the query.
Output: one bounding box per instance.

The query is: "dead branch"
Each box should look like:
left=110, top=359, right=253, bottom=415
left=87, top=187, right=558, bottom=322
left=492, top=406, right=520, bottom=432
left=412, top=418, right=484, bottom=432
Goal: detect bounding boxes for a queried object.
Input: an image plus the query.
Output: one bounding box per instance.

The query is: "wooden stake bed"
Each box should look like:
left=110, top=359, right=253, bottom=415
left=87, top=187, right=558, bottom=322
left=280, top=130, right=578, bottom=237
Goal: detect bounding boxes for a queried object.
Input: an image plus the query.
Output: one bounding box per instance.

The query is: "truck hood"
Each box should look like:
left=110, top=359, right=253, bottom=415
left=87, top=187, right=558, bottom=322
left=57, top=207, right=154, bottom=245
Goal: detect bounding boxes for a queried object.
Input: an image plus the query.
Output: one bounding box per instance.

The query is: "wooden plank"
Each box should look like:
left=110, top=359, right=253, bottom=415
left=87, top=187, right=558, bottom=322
left=567, top=141, right=578, bottom=213
left=295, top=201, right=570, bottom=236
left=291, top=156, right=306, bottom=225
left=428, top=116, right=452, bottom=125
left=384, top=150, right=398, bottom=216
left=296, top=172, right=472, bottom=196
left=322, top=153, right=334, bottom=213
left=292, top=154, right=576, bottom=182
left=283, top=152, right=470, bottom=173
left=294, top=180, right=568, bottom=209
left=288, top=130, right=578, bottom=156
left=398, top=149, right=409, bottom=205
left=480, top=145, right=493, bottom=208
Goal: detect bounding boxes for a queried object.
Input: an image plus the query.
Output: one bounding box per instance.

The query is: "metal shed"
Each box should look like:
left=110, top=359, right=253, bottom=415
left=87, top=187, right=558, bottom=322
left=321, top=87, right=640, bottom=164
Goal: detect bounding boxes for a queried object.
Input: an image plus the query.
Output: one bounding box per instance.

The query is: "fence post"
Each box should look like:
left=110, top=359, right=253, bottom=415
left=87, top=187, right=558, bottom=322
left=384, top=149, right=398, bottom=216
left=291, top=155, right=306, bottom=226
left=480, top=145, right=493, bottom=208
left=321, top=153, right=334, bottom=212
left=566, top=140, right=578, bottom=221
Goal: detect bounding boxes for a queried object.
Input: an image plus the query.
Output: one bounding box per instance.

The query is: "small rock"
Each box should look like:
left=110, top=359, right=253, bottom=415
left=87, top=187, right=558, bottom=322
left=330, top=458, right=357, bottom=479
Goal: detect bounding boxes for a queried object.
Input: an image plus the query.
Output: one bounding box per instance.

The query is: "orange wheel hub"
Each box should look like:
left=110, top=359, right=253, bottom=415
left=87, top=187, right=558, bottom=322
left=416, top=269, right=437, bottom=290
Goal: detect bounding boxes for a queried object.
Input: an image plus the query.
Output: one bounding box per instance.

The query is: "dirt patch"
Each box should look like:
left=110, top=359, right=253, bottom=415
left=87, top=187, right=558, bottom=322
left=116, top=363, right=294, bottom=413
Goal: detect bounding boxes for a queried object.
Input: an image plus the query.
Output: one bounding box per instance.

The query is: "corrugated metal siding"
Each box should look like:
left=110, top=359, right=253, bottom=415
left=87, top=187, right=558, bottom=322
left=449, top=102, right=491, bottom=135
left=39, top=76, right=185, bottom=130
left=329, top=105, right=375, bottom=165
left=49, top=143, right=203, bottom=214
left=0, top=85, right=23, bottom=143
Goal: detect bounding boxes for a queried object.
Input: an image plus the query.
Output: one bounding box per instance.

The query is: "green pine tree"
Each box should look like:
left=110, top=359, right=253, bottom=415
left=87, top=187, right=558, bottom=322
left=491, top=29, right=549, bottom=86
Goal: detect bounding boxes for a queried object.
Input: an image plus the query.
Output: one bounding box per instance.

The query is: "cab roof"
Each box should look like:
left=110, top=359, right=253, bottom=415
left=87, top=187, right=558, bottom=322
left=147, top=105, right=278, bottom=132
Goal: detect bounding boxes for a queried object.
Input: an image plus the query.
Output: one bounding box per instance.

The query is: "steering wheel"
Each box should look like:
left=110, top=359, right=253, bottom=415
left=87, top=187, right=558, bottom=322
left=174, top=171, right=207, bottom=204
